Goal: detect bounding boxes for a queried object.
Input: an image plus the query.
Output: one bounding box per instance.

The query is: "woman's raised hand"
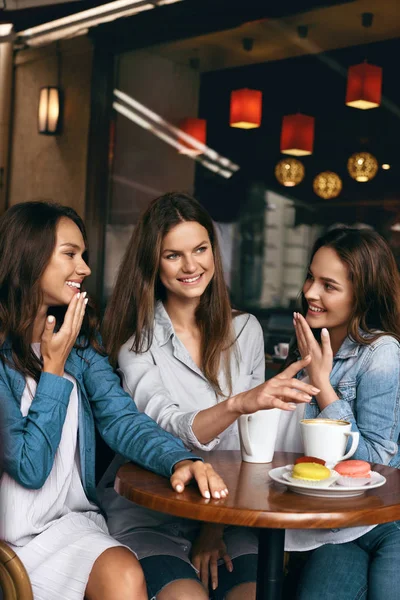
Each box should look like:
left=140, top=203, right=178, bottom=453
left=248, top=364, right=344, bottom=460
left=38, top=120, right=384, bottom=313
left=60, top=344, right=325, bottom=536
left=233, top=355, right=320, bottom=415
left=293, top=312, right=333, bottom=385
left=41, top=292, right=88, bottom=376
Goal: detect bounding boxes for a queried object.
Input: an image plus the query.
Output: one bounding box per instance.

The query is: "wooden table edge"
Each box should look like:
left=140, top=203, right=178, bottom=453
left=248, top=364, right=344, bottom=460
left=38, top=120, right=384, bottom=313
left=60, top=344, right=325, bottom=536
left=114, top=473, right=400, bottom=530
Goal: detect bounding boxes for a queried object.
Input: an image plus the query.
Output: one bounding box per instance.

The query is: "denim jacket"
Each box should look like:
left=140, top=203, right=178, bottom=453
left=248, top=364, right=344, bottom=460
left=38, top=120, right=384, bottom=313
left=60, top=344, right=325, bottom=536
left=302, top=334, right=400, bottom=467
left=0, top=341, right=197, bottom=505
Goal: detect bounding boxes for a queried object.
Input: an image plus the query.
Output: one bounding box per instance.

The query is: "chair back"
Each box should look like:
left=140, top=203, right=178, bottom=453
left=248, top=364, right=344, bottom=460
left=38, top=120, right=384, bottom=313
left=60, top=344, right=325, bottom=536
left=0, top=541, right=33, bottom=600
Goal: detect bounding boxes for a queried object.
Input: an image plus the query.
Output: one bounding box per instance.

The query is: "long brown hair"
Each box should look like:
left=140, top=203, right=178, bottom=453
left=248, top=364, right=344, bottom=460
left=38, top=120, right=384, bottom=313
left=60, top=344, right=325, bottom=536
left=103, top=192, right=236, bottom=396
left=289, top=227, right=400, bottom=362
left=0, top=201, right=104, bottom=381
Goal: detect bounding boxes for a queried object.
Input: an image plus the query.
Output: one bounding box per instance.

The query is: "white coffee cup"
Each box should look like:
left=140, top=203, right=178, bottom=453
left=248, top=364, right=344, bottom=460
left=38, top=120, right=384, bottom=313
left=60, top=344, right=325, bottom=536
left=274, top=343, right=289, bottom=358
left=238, top=409, right=281, bottom=463
left=300, top=418, right=359, bottom=466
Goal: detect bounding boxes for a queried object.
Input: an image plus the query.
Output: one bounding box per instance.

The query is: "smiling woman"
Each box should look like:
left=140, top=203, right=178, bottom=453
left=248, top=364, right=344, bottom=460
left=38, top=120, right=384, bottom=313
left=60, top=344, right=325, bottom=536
left=100, top=192, right=319, bottom=600
left=38, top=218, right=91, bottom=319
left=159, top=222, right=215, bottom=303
left=0, top=201, right=229, bottom=600
left=277, top=227, right=400, bottom=600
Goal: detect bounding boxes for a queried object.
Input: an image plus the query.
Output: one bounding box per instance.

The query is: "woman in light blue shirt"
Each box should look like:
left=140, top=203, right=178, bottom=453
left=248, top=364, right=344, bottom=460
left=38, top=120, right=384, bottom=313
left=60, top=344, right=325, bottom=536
left=101, top=192, right=317, bottom=600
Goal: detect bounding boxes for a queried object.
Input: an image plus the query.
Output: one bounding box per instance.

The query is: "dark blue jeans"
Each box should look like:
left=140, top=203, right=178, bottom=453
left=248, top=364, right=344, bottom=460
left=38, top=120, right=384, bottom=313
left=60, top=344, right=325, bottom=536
left=297, top=521, right=400, bottom=600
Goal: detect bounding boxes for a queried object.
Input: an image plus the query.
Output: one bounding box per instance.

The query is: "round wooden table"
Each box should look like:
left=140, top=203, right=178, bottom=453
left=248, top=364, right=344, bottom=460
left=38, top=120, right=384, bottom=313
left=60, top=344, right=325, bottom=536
left=115, top=451, right=400, bottom=600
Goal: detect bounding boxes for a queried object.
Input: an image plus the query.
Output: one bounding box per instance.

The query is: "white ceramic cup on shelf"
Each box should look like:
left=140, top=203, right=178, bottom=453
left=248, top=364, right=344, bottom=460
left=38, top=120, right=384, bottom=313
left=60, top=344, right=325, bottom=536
left=238, top=409, right=281, bottom=463
left=274, top=343, right=289, bottom=359
left=300, top=418, right=359, bottom=467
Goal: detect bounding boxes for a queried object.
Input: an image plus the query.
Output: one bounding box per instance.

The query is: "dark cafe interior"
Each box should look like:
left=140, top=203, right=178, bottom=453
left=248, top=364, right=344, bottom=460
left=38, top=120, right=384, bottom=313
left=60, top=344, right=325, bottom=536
left=1, top=0, right=400, bottom=598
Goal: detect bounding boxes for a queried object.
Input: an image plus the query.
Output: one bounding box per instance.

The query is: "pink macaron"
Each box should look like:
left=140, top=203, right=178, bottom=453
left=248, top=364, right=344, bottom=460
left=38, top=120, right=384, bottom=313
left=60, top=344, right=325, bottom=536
left=334, top=459, right=371, bottom=487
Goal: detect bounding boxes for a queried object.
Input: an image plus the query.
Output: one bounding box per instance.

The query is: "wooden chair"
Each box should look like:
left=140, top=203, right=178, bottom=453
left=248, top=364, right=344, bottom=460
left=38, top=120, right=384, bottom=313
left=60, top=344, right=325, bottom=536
left=0, top=541, right=33, bottom=600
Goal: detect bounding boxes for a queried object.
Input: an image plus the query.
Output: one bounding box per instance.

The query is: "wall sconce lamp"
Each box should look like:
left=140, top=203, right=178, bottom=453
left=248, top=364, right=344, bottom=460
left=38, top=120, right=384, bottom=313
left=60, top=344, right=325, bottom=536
left=38, top=86, right=62, bottom=135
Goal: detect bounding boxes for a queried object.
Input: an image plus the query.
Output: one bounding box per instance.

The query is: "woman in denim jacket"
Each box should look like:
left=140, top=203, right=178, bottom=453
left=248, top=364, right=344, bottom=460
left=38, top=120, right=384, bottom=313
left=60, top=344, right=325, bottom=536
left=0, top=201, right=228, bottom=600
left=285, top=227, right=400, bottom=599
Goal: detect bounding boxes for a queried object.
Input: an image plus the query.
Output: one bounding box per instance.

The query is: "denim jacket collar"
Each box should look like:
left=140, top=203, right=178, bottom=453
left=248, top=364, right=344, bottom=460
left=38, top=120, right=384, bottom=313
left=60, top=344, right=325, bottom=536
left=334, top=336, right=360, bottom=360
left=1, top=339, right=84, bottom=386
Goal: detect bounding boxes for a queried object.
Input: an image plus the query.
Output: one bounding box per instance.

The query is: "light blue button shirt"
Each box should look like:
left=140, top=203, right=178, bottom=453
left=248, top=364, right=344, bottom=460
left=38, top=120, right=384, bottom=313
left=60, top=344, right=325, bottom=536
left=98, top=302, right=265, bottom=561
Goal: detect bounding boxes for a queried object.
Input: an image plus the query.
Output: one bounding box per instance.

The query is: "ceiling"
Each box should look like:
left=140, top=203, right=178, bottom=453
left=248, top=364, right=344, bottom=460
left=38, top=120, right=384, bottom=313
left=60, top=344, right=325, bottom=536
left=4, top=0, right=80, bottom=8
left=149, top=0, right=400, bottom=72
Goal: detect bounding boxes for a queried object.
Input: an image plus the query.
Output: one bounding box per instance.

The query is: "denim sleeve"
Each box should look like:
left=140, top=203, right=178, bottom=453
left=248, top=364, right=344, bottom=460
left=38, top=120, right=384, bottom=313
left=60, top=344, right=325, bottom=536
left=118, top=350, right=220, bottom=452
left=82, top=350, right=200, bottom=478
left=320, top=341, right=400, bottom=465
left=0, top=372, right=73, bottom=488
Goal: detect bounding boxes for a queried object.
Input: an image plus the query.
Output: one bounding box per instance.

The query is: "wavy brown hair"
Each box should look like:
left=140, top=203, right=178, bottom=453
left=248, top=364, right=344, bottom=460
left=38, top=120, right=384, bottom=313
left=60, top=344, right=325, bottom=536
left=103, top=192, right=236, bottom=396
left=0, top=201, right=104, bottom=381
left=287, top=227, right=400, bottom=364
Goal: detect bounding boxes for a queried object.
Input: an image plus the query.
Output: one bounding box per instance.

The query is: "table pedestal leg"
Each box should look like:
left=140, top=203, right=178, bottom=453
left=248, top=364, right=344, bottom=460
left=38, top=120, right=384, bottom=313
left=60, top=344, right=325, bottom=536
left=256, top=528, right=285, bottom=600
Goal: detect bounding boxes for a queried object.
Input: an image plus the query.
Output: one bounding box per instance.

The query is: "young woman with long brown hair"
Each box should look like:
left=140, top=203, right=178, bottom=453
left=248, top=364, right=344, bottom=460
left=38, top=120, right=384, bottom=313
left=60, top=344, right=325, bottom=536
left=0, top=201, right=229, bottom=600
left=275, top=227, right=400, bottom=600
left=100, top=192, right=318, bottom=600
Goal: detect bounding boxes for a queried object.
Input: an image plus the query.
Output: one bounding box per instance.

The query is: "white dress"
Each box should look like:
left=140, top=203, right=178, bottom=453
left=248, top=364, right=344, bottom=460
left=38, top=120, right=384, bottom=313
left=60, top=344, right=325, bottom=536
left=0, top=347, right=129, bottom=600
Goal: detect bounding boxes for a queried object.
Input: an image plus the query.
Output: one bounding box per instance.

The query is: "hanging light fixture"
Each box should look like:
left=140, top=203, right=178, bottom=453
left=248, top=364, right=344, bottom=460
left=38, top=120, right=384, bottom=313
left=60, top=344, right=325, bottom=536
left=177, top=118, right=206, bottom=156
left=280, top=113, right=315, bottom=156
left=275, top=158, right=305, bottom=187
left=313, top=171, right=342, bottom=199
left=347, top=152, right=378, bottom=182
left=345, top=62, right=382, bottom=110
left=38, top=86, right=61, bottom=135
left=229, top=88, right=262, bottom=129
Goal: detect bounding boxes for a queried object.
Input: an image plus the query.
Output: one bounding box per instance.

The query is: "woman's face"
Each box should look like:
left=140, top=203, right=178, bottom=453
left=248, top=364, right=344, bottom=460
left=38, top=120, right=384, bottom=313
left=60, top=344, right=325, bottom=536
left=159, top=221, right=215, bottom=303
left=302, top=246, right=353, bottom=337
left=40, top=217, right=91, bottom=308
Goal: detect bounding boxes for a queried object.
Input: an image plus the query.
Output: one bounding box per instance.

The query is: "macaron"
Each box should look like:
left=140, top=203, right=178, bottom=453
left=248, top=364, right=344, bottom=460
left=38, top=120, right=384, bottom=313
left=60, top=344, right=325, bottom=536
left=334, top=460, right=371, bottom=487
left=295, top=456, right=326, bottom=466
left=292, top=462, right=331, bottom=481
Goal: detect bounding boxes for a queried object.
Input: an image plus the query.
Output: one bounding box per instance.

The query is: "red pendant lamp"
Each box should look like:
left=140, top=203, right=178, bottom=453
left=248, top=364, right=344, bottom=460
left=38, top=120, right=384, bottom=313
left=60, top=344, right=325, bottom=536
left=177, top=118, right=207, bottom=155
left=229, top=88, right=262, bottom=129
left=280, top=113, right=315, bottom=156
left=345, top=62, right=382, bottom=110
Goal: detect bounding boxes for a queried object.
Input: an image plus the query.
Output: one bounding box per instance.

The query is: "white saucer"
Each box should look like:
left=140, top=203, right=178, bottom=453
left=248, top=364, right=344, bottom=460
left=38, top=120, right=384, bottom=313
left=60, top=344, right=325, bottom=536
left=269, top=465, right=386, bottom=498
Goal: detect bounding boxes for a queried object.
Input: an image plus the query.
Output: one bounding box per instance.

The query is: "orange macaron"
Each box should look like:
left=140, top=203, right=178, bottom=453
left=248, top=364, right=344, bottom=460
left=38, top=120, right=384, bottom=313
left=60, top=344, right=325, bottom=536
left=334, top=459, right=371, bottom=487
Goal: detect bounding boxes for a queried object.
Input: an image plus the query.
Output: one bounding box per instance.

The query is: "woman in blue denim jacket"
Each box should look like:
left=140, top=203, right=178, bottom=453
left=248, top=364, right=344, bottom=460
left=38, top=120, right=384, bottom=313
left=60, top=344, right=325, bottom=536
left=0, top=201, right=228, bottom=600
left=287, top=227, right=400, bottom=600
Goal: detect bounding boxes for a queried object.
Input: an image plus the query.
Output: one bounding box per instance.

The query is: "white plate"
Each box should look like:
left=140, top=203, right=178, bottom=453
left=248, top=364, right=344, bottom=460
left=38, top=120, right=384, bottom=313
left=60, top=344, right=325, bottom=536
left=269, top=465, right=386, bottom=498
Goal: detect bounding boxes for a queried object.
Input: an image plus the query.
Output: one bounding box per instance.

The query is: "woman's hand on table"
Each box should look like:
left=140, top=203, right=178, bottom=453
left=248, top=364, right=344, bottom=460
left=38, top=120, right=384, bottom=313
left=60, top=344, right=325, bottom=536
left=191, top=523, right=232, bottom=592
left=171, top=460, right=228, bottom=500
left=230, top=355, right=320, bottom=415
left=293, top=312, right=333, bottom=386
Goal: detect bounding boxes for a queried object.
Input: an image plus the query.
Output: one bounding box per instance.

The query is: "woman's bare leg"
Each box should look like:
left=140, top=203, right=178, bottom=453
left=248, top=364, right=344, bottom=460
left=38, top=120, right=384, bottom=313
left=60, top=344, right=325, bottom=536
left=226, top=581, right=256, bottom=600
left=85, top=547, right=147, bottom=600
left=157, top=578, right=208, bottom=600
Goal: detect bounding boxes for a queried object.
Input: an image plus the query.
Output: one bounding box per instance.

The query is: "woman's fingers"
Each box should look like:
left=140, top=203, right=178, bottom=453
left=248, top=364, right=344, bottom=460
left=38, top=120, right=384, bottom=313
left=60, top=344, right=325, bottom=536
left=321, top=327, right=333, bottom=358
left=296, top=313, right=319, bottom=350
left=60, top=292, right=79, bottom=332
left=294, top=314, right=309, bottom=356
left=72, top=292, right=88, bottom=336
left=278, top=377, right=319, bottom=395
left=171, top=461, right=228, bottom=499
left=203, top=463, right=228, bottom=499
left=210, top=555, right=219, bottom=590
left=279, top=355, right=311, bottom=380
left=41, top=315, right=56, bottom=344
left=270, top=385, right=312, bottom=404
left=222, top=552, right=233, bottom=574
left=200, top=558, right=209, bottom=590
